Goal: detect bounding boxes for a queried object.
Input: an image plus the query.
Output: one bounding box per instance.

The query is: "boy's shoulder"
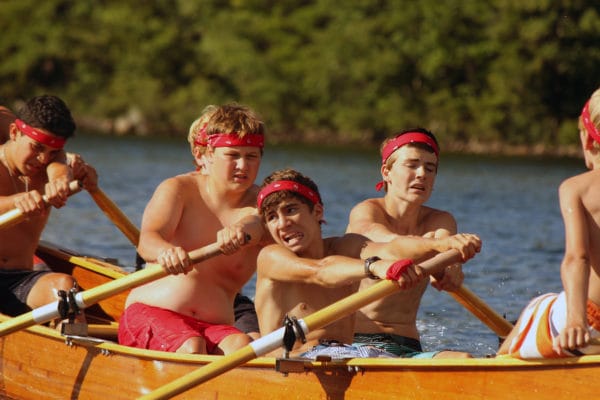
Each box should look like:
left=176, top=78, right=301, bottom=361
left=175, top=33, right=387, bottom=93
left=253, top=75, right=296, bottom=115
left=559, top=169, right=600, bottom=203
left=326, top=233, right=369, bottom=257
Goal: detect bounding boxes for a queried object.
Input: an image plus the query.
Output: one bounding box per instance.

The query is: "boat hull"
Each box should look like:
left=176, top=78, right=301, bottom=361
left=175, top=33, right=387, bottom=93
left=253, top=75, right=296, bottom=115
left=1, top=322, right=600, bottom=400
left=0, top=243, right=597, bottom=399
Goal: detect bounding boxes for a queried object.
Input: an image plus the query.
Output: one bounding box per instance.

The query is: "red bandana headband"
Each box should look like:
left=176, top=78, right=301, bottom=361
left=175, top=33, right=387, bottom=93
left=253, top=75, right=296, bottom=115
left=15, top=119, right=66, bottom=149
left=257, top=180, right=321, bottom=209
left=380, top=132, right=439, bottom=165
left=193, top=123, right=209, bottom=146
left=207, top=133, right=264, bottom=148
left=581, top=101, right=600, bottom=144
left=376, top=132, right=439, bottom=191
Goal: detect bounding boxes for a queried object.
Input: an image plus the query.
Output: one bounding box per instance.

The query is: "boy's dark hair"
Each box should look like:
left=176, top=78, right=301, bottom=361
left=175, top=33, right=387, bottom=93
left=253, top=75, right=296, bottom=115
left=258, top=168, right=322, bottom=216
left=17, top=95, right=76, bottom=139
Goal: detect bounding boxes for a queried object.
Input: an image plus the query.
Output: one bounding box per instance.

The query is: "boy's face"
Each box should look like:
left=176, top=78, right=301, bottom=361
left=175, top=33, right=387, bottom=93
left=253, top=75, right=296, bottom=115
left=263, top=197, right=323, bottom=256
left=382, top=145, right=437, bottom=204
left=207, top=145, right=262, bottom=189
left=10, top=125, right=63, bottom=176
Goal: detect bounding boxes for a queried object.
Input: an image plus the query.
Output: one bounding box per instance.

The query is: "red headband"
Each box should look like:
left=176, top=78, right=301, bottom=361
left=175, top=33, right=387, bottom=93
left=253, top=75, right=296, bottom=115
left=193, top=123, right=209, bottom=146
left=207, top=133, right=264, bottom=148
left=581, top=101, right=600, bottom=144
left=257, top=180, right=321, bottom=209
left=14, top=119, right=66, bottom=149
left=380, top=132, right=439, bottom=164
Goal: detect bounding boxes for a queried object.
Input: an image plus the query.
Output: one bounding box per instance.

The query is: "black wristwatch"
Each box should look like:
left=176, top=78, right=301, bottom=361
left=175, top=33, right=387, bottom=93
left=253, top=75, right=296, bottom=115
left=364, top=256, right=381, bottom=280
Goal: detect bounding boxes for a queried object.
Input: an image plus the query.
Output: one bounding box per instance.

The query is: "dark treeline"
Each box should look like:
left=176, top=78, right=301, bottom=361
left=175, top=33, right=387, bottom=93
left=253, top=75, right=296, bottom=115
left=1, top=0, right=599, bottom=154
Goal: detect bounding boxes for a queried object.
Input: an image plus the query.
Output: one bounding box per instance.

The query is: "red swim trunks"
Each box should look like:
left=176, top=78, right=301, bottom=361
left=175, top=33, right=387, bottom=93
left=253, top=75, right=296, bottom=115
left=118, top=303, right=244, bottom=353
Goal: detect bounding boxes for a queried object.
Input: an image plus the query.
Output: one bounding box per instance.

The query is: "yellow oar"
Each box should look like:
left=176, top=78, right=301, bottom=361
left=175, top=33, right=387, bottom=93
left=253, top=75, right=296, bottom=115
left=0, top=180, right=81, bottom=229
left=88, top=188, right=140, bottom=245
left=0, top=241, right=222, bottom=337
left=140, top=249, right=464, bottom=400
left=449, top=285, right=514, bottom=338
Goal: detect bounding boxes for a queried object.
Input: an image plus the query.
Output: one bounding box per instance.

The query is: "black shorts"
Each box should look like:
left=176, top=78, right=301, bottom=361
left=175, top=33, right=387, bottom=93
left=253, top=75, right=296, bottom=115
left=233, top=293, right=259, bottom=334
left=0, top=269, right=51, bottom=316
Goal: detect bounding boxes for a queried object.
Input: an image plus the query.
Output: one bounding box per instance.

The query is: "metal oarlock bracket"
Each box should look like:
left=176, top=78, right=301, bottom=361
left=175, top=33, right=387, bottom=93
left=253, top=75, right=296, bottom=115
left=282, top=314, right=307, bottom=359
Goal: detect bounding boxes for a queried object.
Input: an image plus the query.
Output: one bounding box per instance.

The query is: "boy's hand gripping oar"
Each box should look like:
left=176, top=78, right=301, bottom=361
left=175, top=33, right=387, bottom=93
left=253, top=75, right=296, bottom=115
left=139, top=249, right=465, bottom=400
left=449, top=285, right=513, bottom=338
left=0, top=180, right=81, bottom=229
left=88, top=188, right=140, bottom=246
left=0, top=241, right=223, bottom=337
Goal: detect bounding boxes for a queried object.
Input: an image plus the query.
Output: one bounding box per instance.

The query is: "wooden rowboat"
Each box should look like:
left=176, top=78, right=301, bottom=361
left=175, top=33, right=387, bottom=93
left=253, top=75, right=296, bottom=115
left=1, top=242, right=599, bottom=400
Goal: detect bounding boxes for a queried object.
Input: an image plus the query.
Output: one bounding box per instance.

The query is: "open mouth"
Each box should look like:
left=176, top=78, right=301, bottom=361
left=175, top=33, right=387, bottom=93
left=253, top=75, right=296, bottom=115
left=233, top=173, right=248, bottom=182
left=282, top=231, right=303, bottom=245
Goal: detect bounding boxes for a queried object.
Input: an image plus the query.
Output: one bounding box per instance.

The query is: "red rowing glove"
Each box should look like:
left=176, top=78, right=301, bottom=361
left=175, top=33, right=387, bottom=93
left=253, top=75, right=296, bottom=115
left=386, top=259, right=413, bottom=281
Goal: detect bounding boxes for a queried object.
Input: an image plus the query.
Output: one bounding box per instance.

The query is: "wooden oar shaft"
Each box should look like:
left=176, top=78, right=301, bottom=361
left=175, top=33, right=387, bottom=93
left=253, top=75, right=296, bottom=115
left=0, top=242, right=222, bottom=337
left=0, top=180, right=81, bottom=229
left=449, top=285, right=514, bottom=338
left=140, top=250, right=463, bottom=400
left=81, top=242, right=222, bottom=306
left=88, top=188, right=140, bottom=245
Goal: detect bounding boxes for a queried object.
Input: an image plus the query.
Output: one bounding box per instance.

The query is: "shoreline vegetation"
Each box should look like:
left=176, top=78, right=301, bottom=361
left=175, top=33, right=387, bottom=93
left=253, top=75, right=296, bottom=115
left=75, top=115, right=582, bottom=159
left=3, top=2, right=598, bottom=160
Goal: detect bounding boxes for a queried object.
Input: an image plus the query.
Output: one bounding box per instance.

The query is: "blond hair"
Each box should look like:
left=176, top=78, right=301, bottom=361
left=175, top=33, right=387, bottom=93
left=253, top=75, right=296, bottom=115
left=205, top=103, right=264, bottom=138
left=187, top=105, right=217, bottom=166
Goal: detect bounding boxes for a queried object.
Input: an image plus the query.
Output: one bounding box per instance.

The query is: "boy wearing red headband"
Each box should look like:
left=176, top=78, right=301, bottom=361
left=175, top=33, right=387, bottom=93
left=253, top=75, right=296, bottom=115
left=254, top=168, right=481, bottom=358
left=347, top=128, right=478, bottom=358
left=0, top=95, right=97, bottom=319
left=183, top=104, right=261, bottom=340
left=498, top=88, right=600, bottom=358
left=119, top=103, right=267, bottom=355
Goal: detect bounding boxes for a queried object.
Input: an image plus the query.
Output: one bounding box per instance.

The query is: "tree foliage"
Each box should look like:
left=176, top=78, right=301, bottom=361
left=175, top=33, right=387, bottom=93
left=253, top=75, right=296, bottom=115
left=1, top=0, right=599, bottom=151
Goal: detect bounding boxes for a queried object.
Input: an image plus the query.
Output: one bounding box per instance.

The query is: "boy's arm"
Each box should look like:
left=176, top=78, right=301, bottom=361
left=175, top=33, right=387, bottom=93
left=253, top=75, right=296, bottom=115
left=137, top=178, right=190, bottom=274
left=556, top=179, right=590, bottom=352
left=348, top=200, right=473, bottom=261
left=257, top=244, right=365, bottom=287
left=258, top=242, right=424, bottom=289
left=46, top=150, right=71, bottom=182
left=216, top=211, right=271, bottom=254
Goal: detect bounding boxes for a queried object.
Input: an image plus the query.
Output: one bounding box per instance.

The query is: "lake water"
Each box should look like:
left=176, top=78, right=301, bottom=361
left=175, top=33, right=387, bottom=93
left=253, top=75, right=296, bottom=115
left=43, top=134, right=583, bottom=357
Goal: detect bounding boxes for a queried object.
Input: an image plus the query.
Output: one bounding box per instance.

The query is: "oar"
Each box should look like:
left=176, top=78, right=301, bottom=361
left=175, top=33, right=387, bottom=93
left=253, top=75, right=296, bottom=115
left=88, top=187, right=140, bottom=245
left=0, top=180, right=81, bottom=229
left=139, top=249, right=464, bottom=400
left=448, top=285, right=514, bottom=338
left=0, top=241, right=222, bottom=337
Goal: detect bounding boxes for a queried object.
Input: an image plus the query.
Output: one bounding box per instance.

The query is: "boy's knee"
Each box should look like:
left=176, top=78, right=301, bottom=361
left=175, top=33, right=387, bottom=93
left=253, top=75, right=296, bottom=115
left=218, top=333, right=252, bottom=354
left=176, top=337, right=207, bottom=354
left=52, top=273, right=78, bottom=292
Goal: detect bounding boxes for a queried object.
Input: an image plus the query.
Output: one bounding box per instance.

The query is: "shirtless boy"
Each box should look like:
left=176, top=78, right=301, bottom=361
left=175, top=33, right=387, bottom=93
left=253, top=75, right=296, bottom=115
left=0, top=95, right=97, bottom=317
left=346, top=128, right=477, bottom=358
left=254, top=168, right=481, bottom=358
left=119, top=104, right=267, bottom=355
left=187, top=104, right=260, bottom=338
left=497, top=88, right=600, bottom=358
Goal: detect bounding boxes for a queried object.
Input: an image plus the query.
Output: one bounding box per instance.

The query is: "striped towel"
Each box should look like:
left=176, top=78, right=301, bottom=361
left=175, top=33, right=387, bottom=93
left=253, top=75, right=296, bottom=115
left=507, top=291, right=600, bottom=359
